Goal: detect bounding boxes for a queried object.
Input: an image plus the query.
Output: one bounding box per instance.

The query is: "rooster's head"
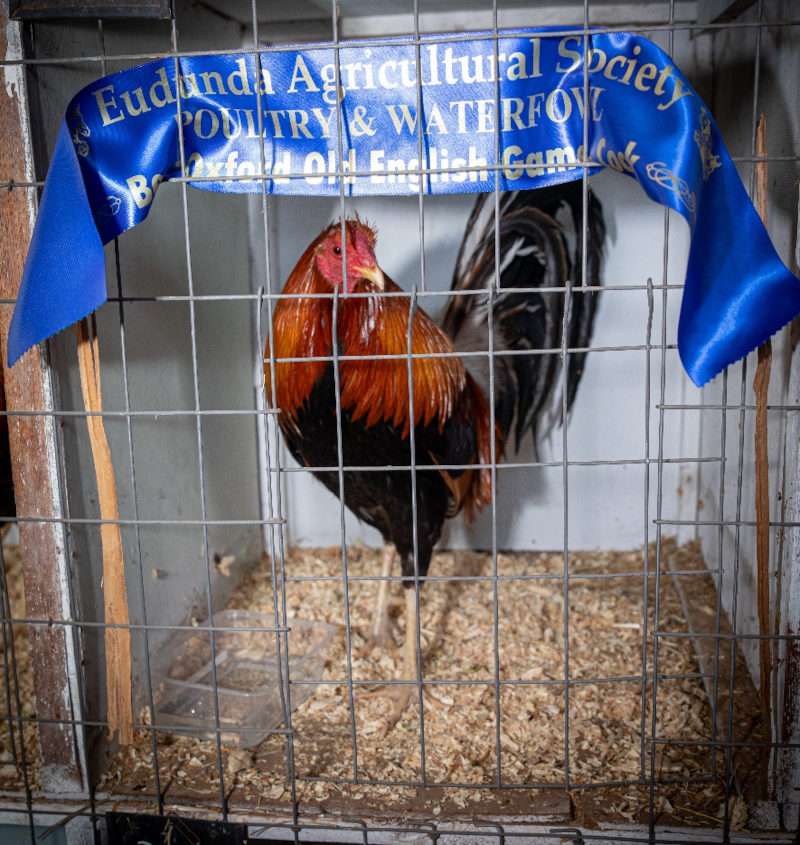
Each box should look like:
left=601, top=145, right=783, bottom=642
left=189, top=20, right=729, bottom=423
left=314, top=219, right=384, bottom=294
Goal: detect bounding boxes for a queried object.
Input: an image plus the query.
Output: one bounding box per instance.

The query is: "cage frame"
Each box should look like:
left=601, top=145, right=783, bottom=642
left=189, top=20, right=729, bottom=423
left=0, top=0, right=797, bottom=843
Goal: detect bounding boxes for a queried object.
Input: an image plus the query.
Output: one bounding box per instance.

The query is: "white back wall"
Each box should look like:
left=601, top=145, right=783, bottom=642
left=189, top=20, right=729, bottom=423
left=247, top=8, right=710, bottom=554
left=261, top=169, right=699, bottom=553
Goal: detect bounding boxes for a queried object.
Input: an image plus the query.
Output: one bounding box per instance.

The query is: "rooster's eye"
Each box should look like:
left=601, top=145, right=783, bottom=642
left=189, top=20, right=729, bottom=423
left=333, top=246, right=341, bottom=255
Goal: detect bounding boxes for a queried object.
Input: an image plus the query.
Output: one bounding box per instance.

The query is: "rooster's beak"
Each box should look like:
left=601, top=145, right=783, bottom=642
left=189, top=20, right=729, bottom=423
left=355, top=263, right=386, bottom=291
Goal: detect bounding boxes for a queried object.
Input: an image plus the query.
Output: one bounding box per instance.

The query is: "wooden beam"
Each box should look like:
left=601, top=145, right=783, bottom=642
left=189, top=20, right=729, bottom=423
left=0, top=12, right=85, bottom=793
left=9, top=0, right=172, bottom=20
left=752, top=115, right=773, bottom=758
left=697, top=0, right=757, bottom=25
left=75, top=320, right=133, bottom=746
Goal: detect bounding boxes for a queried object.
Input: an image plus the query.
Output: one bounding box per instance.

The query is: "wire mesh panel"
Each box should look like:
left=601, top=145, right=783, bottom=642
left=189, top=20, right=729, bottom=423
left=0, top=1, right=798, bottom=844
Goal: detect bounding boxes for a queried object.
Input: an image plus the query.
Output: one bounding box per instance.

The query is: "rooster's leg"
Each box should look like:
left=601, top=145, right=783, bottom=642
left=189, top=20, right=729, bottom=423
left=356, top=545, right=395, bottom=657
left=372, top=544, right=395, bottom=647
left=382, top=587, right=420, bottom=731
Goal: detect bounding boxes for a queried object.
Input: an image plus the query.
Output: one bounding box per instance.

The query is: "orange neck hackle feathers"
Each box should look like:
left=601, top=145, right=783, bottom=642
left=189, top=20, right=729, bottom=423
left=337, top=276, right=465, bottom=435
left=268, top=220, right=465, bottom=433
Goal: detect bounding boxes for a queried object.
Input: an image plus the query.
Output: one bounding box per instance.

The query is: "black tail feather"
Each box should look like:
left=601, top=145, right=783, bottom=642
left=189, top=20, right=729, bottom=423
left=442, top=180, right=605, bottom=452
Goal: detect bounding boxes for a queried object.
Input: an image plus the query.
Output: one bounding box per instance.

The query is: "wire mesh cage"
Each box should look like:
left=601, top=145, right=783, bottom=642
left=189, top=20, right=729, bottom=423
left=0, top=1, right=798, bottom=843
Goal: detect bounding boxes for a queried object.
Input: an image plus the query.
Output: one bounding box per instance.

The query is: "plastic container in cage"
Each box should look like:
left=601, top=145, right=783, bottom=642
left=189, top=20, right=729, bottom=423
left=154, top=611, right=334, bottom=748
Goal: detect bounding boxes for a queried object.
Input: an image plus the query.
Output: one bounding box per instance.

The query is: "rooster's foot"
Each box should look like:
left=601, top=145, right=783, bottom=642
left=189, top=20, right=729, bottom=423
left=367, top=589, right=422, bottom=734
left=359, top=682, right=418, bottom=735
left=354, top=620, right=395, bottom=659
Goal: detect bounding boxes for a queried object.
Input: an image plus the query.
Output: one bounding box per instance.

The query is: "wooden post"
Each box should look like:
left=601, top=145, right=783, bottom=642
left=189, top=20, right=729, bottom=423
left=0, top=12, right=85, bottom=792
left=752, top=114, right=773, bottom=746
left=75, top=320, right=133, bottom=745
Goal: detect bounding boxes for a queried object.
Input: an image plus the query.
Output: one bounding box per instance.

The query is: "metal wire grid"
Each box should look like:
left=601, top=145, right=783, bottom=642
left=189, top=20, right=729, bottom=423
left=0, top=2, right=796, bottom=844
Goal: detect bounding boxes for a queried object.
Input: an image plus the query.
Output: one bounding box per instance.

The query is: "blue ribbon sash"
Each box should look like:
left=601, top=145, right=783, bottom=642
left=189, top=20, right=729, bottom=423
left=9, top=30, right=800, bottom=386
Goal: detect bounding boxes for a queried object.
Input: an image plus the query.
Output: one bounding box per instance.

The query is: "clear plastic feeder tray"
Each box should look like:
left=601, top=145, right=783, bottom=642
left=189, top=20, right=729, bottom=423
left=154, top=611, right=334, bottom=747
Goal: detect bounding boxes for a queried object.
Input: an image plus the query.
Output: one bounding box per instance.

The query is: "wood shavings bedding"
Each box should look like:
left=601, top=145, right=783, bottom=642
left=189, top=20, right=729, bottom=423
left=99, top=539, right=762, bottom=828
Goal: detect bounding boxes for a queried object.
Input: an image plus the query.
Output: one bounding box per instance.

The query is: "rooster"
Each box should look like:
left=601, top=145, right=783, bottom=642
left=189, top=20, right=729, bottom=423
left=266, top=181, right=605, bottom=725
